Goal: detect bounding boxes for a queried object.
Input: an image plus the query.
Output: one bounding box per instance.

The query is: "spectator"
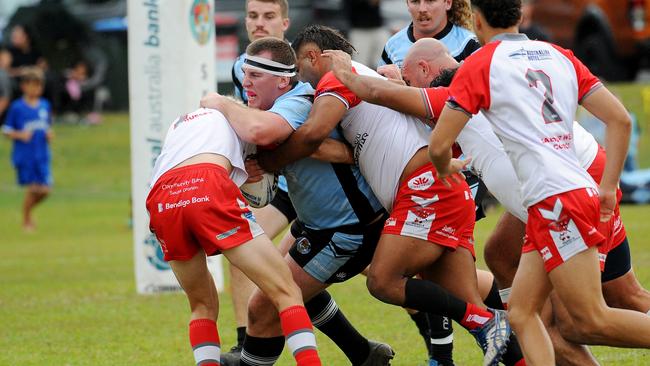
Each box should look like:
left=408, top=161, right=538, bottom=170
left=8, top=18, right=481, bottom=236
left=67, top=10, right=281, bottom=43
left=1, top=67, right=53, bottom=231
left=6, top=24, right=47, bottom=78
left=0, top=48, right=12, bottom=124
left=348, top=0, right=390, bottom=69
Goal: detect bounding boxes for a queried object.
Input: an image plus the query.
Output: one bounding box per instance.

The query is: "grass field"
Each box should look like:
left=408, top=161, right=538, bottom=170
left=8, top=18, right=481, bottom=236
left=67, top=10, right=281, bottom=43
left=1, top=84, right=649, bottom=365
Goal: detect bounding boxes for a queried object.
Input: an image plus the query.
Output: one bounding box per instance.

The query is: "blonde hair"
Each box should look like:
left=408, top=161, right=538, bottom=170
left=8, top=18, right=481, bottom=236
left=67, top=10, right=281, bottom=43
left=448, top=0, right=474, bottom=31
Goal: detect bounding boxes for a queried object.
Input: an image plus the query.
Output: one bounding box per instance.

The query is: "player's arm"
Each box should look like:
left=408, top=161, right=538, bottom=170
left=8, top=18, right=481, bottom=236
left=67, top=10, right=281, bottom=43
left=258, top=95, right=347, bottom=172
left=311, top=138, right=354, bottom=164
left=1, top=107, right=31, bottom=142
left=200, top=93, right=293, bottom=146
left=428, top=103, right=471, bottom=181
left=581, top=87, right=631, bottom=221
left=322, top=50, right=429, bottom=119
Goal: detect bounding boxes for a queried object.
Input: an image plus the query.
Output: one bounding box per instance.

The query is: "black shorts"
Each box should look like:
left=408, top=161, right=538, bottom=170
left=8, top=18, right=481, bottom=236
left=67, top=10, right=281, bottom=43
left=465, top=171, right=488, bottom=221
left=289, top=212, right=388, bottom=284
left=601, top=237, right=632, bottom=283
left=270, top=188, right=297, bottom=222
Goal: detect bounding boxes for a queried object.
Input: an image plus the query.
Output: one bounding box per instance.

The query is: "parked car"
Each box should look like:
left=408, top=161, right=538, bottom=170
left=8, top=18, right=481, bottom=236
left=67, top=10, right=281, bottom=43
left=532, top=0, right=650, bottom=81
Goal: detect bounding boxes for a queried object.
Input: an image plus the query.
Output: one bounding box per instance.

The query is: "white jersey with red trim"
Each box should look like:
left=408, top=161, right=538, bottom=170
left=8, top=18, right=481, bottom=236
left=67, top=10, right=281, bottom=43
left=448, top=33, right=601, bottom=207
left=424, top=87, right=600, bottom=221
left=315, top=62, right=429, bottom=211
left=150, top=108, right=250, bottom=187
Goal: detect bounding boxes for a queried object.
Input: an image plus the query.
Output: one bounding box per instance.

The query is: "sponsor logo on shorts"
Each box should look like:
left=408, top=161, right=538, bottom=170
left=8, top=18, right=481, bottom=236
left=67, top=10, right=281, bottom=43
left=158, top=203, right=164, bottom=213
left=384, top=217, right=397, bottom=227
left=408, top=171, right=435, bottom=191
left=217, top=226, right=240, bottom=240
left=541, top=246, right=553, bottom=261
left=237, top=198, right=248, bottom=209
left=296, top=237, right=311, bottom=255
left=435, top=225, right=459, bottom=241
left=335, top=272, right=348, bottom=280
left=162, top=196, right=211, bottom=210
left=539, top=199, right=563, bottom=221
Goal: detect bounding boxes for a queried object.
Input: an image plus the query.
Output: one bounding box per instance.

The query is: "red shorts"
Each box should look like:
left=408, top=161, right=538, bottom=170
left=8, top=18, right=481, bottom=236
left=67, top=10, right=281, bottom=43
left=382, top=163, right=476, bottom=257
left=146, top=163, right=264, bottom=261
left=522, top=188, right=606, bottom=272
left=586, top=146, right=626, bottom=263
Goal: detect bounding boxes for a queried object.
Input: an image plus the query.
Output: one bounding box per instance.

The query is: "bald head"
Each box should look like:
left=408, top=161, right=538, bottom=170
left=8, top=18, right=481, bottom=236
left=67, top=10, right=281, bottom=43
left=405, top=38, right=458, bottom=70
left=400, top=38, right=460, bottom=87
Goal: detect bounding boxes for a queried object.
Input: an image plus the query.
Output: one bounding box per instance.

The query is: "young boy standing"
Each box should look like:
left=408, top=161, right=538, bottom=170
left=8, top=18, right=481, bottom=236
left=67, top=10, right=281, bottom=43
left=2, top=67, right=53, bottom=231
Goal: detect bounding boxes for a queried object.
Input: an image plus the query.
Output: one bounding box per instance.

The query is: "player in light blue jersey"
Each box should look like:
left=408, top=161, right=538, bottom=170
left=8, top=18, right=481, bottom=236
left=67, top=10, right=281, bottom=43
left=2, top=67, right=53, bottom=231
left=205, top=37, right=394, bottom=366
left=229, top=1, right=296, bottom=354
left=379, top=0, right=480, bottom=67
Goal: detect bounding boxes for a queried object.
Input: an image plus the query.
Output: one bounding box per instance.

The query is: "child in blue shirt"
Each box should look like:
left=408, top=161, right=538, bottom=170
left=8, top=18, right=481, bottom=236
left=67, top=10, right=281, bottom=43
left=2, top=67, right=53, bottom=231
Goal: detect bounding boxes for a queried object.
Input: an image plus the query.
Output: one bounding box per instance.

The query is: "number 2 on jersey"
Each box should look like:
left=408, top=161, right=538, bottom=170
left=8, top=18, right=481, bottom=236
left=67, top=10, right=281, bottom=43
left=526, top=69, right=562, bottom=124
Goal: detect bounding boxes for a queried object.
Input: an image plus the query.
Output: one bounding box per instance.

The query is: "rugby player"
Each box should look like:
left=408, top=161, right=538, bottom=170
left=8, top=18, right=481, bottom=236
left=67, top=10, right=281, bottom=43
left=202, top=37, right=394, bottom=366
left=146, top=107, right=322, bottom=366
left=257, top=25, right=512, bottom=366
left=428, top=0, right=650, bottom=363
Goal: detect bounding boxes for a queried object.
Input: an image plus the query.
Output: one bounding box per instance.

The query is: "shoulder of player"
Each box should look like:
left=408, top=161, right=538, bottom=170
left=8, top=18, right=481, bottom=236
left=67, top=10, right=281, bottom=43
left=384, top=25, right=410, bottom=53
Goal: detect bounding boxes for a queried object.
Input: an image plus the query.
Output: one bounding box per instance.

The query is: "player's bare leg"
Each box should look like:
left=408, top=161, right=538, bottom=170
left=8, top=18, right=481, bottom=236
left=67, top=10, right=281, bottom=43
left=548, top=247, right=650, bottom=347
left=602, top=269, right=650, bottom=313
left=508, top=251, right=554, bottom=365
left=22, top=184, right=49, bottom=231
left=229, top=204, right=289, bottom=351
left=483, top=212, right=525, bottom=291
left=224, top=235, right=321, bottom=366
left=368, top=234, right=511, bottom=366
left=169, top=251, right=221, bottom=366
left=544, top=293, right=600, bottom=366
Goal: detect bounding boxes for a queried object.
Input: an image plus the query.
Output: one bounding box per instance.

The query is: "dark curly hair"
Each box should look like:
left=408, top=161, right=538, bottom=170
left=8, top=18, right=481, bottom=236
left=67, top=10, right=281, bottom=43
left=471, top=0, right=522, bottom=29
left=291, top=25, right=356, bottom=55
left=430, top=67, right=459, bottom=88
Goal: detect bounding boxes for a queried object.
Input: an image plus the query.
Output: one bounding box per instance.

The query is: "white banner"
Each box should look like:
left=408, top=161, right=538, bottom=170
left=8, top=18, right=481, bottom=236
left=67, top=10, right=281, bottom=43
left=128, top=0, right=223, bottom=294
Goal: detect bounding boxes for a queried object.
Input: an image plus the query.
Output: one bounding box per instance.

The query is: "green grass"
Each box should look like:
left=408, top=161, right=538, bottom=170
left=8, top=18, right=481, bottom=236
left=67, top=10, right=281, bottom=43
left=0, top=99, right=649, bottom=365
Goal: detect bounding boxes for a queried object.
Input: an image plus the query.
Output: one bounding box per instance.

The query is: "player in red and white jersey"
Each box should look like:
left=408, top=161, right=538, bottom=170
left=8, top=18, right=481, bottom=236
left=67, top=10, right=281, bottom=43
left=146, top=108, right=322, bottom=366
left=257, top=25, right=512, bottom=366
left=427, top=0, right=650, bottom=364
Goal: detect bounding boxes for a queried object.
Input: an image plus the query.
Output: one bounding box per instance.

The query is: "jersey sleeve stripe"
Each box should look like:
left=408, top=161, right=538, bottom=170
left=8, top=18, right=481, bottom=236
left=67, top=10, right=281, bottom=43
left=578, top=82, right=603, bottom=104
left=316, top=92, right=350, bottom=109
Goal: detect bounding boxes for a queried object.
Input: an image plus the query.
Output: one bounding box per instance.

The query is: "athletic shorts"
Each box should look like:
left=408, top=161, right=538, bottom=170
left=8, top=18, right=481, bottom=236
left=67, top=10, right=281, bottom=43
left=16, top=159, right=51, bottom=186
left=601, top=237, right=632, bottom=283
left=587, top=146, right=627, bottom=257
left=270, top=188, right=297, bottom=222
left=289, top=212, right=387, bottom=283
left=522, top=188, right=607, bottom=273
left=382, top=162, right=476, bottom=257
left=146, top=163, right=264, bottom=261
left=465, top=171, right=488, bottom=222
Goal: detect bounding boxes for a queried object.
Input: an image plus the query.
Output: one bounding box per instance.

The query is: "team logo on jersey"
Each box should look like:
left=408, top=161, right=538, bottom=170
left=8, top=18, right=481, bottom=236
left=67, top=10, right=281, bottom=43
left=408, top=171, right=435, bottom=191
left=295, top=237, right=311, bottom=255
left=39, top=108, right=48, bottom=120
left=144, top=233, right=171, bottom=271
left=189, top=0, right=213, bottom=45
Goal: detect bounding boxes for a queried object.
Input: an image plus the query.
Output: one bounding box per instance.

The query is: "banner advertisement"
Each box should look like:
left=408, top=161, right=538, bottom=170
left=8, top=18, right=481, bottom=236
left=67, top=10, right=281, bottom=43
left=128, top=0, right=223, bottom=294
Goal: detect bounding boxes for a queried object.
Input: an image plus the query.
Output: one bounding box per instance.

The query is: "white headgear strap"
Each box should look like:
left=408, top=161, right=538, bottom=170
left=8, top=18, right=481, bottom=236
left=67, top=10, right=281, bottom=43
left=243, top=55, right=296, bottom=77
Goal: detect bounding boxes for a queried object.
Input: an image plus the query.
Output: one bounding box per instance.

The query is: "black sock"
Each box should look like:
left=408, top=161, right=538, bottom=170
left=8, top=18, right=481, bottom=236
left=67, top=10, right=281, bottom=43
left=306, top=291, right=370, bottom=365
left=428, top=314, right=454, bottom=364
left=403, top=278, right=468, bottom=324
left=483, top=278, right=505, bottom=310
left=501, top=333, right=525, bottom=366
left=236, top=326, right=246, bottom=347
left=240, top=335, right=284, bottom=366
left=409, top=311, right=432, bottom=356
